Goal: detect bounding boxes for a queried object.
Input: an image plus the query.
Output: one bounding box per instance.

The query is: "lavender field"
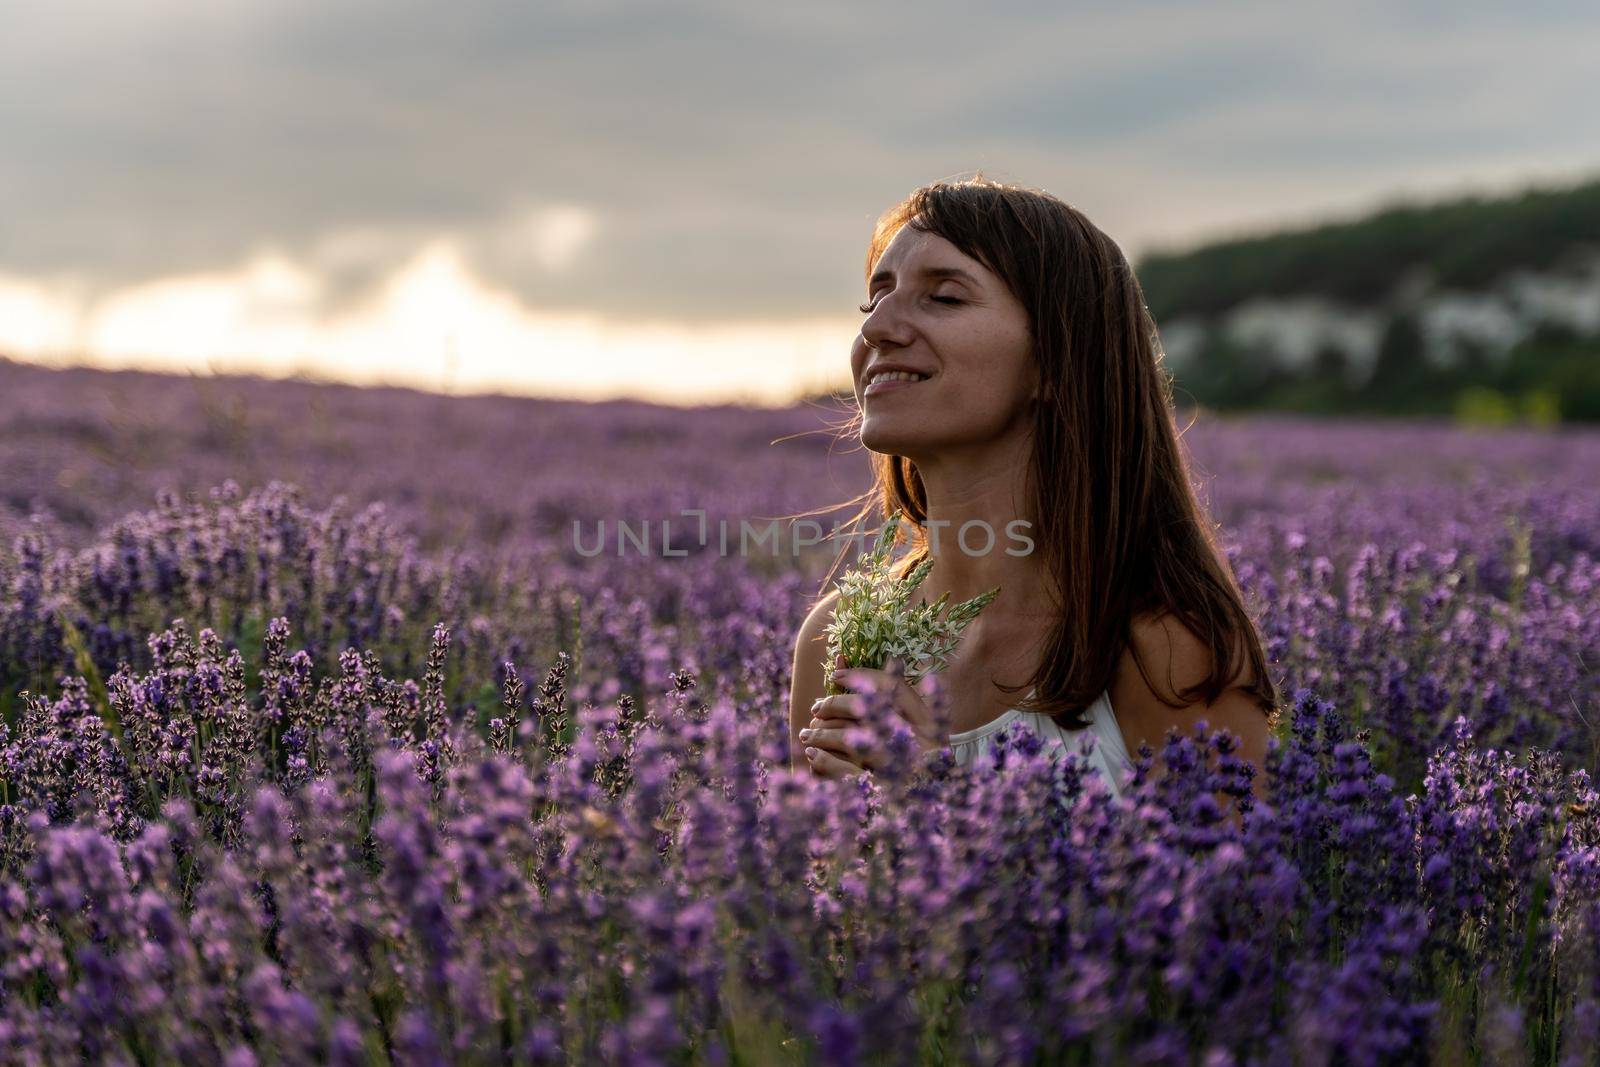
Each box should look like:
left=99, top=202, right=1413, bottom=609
left=3, top=357, right=1600, bottom=1064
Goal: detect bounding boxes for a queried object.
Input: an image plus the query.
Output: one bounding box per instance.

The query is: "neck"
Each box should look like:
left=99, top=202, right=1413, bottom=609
left=905, top=432, right=1054, bottom=618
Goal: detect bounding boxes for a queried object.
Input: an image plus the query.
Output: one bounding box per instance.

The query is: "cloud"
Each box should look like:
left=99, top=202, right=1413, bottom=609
left=1, top=0, right=1597, bottom=399
left=0, top=241, right=856, bottom=406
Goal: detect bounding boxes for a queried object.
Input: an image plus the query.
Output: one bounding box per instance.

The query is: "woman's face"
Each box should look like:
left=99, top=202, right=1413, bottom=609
left=851, top=226, right=1037, bottom=462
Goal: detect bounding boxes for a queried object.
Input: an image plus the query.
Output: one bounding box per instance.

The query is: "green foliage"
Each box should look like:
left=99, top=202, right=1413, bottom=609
left=1453, top=388, right=1518, bottom=427
left=1362, top=314, right=1432, bottom=406
left=1498, top=335, right=1600, bottom=422
left=1138, top=175, right=1600, bottom=321
left=1520, top=389, right=1561, bottom=427
left=1142, top=174, right=1600, bottom=421
left=1175, top=334, right=1295, bottom=411
left=820, top=515, right=1000, bottom=694
left=1175, top=331, right=1600, bottom=424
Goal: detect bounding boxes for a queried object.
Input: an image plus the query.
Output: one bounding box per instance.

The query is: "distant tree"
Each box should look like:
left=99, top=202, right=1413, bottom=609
left=1497, top=335, right=1600, bottom=422
left=1453, top=337, right=1501, bottom=385
left=1256, top=343, right=1354, bottom=413
left=1174, top=330, right=1287, bottom=409
left=1129, top=174, right=1600, bottom=419
left=1136, top=175, right=1600, bottom=321
left=1308, top=344, right=1354, bottom=391
left=1361, top=314, right=1431, bottom=408
left=1524, top=320, right=1583, bottom=348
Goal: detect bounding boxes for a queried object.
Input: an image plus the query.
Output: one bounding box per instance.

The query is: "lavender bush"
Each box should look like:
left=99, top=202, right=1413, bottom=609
left=2, top=358, right=1599, bottom=1063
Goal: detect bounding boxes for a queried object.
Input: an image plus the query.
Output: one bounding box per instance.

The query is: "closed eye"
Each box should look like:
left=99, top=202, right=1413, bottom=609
left=858, top=295, right=963, bottom=313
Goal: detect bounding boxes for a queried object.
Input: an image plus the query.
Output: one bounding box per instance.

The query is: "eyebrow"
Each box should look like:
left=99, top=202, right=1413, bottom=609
left=867, top=265, right=980, bottom=289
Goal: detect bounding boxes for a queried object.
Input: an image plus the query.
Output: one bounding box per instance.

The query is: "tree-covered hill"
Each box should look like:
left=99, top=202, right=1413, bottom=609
left=1135, top=174, right=1600, bottom=423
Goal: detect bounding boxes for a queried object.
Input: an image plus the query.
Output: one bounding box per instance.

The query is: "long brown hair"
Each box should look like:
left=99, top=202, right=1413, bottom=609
left=815, top=173, right=1280, bottom=730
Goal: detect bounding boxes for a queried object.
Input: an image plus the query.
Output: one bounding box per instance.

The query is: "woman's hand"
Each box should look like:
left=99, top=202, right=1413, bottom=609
left=801, top=654, right=945, bottom=779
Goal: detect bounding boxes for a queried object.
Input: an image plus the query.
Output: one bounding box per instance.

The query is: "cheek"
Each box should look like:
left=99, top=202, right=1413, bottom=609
left=943, top=361, right=1035, bottom=423
left=999, top=341, right=1037, bottom=398
left=953, top=338, right=1034, bottom=399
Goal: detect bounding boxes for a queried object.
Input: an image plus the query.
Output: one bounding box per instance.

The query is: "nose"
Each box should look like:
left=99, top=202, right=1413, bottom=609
left=859, top=292, right=909, bottom=353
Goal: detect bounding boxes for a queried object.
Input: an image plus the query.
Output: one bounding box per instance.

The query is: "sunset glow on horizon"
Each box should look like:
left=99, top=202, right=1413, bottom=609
left=0, top=242, right=860, bottom=408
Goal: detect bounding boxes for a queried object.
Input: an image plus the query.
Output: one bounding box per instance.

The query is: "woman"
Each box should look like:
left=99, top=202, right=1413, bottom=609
left=787, top=174, right=1280, bottom=803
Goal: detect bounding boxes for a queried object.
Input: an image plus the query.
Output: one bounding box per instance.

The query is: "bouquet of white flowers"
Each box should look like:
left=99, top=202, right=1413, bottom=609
left=821, top=514, right=1000, bottom=695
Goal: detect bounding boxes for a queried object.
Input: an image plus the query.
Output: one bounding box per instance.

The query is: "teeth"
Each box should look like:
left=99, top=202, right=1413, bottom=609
left=869, top=370, right=929, bottom=386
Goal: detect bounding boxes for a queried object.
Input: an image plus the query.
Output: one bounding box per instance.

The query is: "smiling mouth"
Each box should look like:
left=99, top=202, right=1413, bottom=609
left=863, top=371, right=932, bottom=396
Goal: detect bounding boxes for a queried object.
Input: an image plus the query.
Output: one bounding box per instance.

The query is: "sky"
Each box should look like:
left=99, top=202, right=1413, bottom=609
left=2, top=0, right=1598, bottom=406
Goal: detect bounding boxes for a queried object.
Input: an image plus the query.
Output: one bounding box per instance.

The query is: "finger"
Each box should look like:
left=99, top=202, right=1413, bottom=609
left=831, top=653, right=850, bottom=683
left=832, top=677, right=929, bottom=746
left=837, top=668, right=892, bottom=693
left=811, top=695, right=862, bottom=721
left=801, top=726, right=866, bottom=761
left=808, top=717, right=855, bottom=730
left=886, top=694, right=938, bottom=739
left=806, top=745, right=867, bottom=779
left=812, top=726, right=889, bottom=773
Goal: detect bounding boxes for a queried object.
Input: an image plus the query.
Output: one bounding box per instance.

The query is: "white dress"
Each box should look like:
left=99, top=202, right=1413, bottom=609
left=946, top=688, right=1135, bottom=799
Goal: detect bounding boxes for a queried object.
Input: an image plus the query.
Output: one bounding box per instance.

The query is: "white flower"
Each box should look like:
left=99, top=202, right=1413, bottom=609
left=821, top=515, right=1000, bottom=694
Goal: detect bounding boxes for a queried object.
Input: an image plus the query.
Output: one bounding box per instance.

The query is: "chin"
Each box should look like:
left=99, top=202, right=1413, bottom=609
left=860, top=419, right=932, bottom=460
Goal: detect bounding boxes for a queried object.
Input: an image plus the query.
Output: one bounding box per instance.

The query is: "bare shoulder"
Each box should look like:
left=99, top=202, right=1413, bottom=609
left=787, top=588, right=841, bottom=771
left=1111, top=609, right=1269, bottom=762
left=795, top=586, right=842, bottom=647
left=1118, top=609, right=1257, bottom=704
